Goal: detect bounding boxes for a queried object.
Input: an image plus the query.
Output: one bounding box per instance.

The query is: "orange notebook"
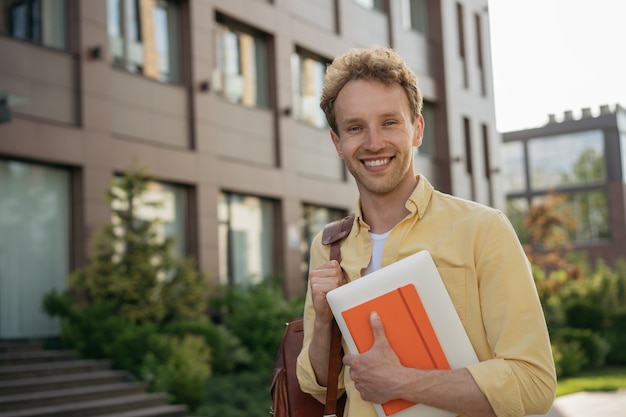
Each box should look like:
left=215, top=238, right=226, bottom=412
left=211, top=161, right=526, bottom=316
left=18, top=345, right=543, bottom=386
left=342, top=284, right=450, bottom=415
left=326, top=250, right=478, bottom=417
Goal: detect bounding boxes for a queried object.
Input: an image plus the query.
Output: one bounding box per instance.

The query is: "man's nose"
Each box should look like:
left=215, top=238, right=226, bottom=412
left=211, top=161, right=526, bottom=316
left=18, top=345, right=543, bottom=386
left=363, top=128, right=385, bottom=151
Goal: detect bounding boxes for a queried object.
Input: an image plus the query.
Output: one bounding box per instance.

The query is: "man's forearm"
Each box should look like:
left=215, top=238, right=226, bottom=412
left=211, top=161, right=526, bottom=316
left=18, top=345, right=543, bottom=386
left=395, top=367, right=496, bottom=417
left=308, top=319, right=334, bottom=386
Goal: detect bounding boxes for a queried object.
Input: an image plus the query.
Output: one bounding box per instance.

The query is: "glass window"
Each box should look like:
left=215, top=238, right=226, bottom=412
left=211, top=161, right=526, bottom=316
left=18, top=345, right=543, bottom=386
left=565, top=190, right=610, bottom=243
left=213, top=19, right=270, bottom=108
left=354, top=0, right=385, bottom=11
left=300, top=204, right=346, bottom=280
left=107, top=0, right=181, bottom=83
left=218, top=192, right=276, bottom=285
left=0, top=0, right=66, bottom=49
left=401, top=0, right=427, bottom=33
left=291, top=50, right=329, bottom=129
left=111, top=178, right=188, bottom=258
left=501, top=141, right=526, bottom=193
left=528, top=130, right=606, bottom=190
left=0, top=160, right=70, bottom=338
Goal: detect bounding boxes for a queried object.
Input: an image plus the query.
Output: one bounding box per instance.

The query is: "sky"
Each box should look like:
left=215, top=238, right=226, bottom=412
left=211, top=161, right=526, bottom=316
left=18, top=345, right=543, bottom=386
left=487, top=0, right=626, bottom=132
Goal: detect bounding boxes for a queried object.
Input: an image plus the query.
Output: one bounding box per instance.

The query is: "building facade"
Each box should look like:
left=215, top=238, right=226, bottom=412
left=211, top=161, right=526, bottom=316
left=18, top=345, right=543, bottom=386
left=0, top=0, right=500, bottom=339
left=502, top=105, right=626, bottom=266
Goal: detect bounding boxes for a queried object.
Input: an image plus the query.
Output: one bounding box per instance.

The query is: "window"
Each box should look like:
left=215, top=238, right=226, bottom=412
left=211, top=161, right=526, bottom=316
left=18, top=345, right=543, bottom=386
left=107, top=0, right=181, bottom=82
left=213, top=17, right=270, bottom=108
left=501, top=141, right=526, bottom=193
left=482, top=123, right=493, bottom=206
left=566, top=190, right=610, bottom=243
left=111, top=178, right=189, bottom=258
left=300, top=204, right=346, bottom=280
left=291, top=49, right=329, bottom=129
left=456, top=2, right=468, bottom=88
left=354, top=0, right=385, bottom=11
left=218, top=192, right=277, bottom=285
left=474, top=13, right=486, bottom=96
left=463, top=116, right=475, bottom=200
left=528, top=130, right=606, bottom=190
left=0, top=159, right=70, bottom=338
left=401, top=0, right=427, bottom=33
left=530, top=190, right=610, bottom=244
left=0, top=0, right=66, bottom=49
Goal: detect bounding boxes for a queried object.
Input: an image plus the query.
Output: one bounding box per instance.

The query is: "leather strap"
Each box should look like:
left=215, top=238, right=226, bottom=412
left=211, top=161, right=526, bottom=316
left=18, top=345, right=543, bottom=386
left=322, top=214, right=355, bottom=416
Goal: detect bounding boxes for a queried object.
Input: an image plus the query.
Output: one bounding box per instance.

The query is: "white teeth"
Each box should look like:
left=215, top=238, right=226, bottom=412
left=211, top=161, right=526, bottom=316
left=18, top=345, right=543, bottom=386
left=364, top=159, right=389, bottom=167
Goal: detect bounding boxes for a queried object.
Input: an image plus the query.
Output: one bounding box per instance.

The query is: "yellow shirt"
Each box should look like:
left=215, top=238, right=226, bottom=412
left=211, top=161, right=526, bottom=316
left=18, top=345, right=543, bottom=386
left=296, top=176, right=556, bottom=417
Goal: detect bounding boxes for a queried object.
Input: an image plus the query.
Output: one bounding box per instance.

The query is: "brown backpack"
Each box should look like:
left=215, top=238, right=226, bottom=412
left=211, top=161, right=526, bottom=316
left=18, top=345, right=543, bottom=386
left=270, top=214, right=355, bottom=417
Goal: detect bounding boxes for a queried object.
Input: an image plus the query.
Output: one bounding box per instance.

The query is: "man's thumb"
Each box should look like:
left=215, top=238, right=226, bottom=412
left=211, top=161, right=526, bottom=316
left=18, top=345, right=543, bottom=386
left=370, top=311, right=386, bottom=340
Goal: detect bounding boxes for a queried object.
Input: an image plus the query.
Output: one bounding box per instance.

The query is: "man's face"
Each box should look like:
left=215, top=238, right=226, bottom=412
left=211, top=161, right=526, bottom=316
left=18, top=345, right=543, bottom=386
left=330, top=79, right=424, bottom=197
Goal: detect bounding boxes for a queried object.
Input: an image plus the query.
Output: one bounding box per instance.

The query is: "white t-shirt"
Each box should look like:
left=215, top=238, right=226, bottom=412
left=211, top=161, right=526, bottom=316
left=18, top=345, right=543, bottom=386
left=364, top=230, right=390, bottom=275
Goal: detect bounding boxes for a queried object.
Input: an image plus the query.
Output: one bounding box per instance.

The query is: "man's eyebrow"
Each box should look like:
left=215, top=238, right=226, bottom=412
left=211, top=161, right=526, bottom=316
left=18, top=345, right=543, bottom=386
left=340, top=112, right=403, bottom=125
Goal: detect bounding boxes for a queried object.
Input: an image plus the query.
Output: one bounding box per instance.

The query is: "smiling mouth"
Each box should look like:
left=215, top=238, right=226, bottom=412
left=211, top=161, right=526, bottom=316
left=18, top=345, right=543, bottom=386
left=363, top=158, right=391, bottom=167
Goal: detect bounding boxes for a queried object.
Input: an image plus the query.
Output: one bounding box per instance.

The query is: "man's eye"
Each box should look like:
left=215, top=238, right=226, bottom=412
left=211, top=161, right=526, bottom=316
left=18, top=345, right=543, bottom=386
left=348, top=126, right=362, bottom=132
left=384, top=120, right=397, bottom=126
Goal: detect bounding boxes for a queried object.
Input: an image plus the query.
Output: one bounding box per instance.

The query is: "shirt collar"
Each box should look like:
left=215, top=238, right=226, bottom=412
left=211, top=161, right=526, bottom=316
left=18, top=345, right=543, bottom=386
left=354, top=175, right=434, bottom=235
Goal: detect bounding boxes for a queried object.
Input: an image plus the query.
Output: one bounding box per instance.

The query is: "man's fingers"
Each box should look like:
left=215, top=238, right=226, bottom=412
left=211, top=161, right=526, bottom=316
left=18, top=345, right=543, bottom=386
left=370, top=311, right=387, bottom=343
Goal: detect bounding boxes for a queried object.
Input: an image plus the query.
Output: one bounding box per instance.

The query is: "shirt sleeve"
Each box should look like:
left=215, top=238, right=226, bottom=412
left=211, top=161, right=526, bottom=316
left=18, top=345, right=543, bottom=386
left=466, top=211, right=557, bottom=417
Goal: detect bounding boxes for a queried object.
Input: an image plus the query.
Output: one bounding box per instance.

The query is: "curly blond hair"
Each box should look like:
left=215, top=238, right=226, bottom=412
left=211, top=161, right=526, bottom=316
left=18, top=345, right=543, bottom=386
left=320, top=47, right=423, bottom=133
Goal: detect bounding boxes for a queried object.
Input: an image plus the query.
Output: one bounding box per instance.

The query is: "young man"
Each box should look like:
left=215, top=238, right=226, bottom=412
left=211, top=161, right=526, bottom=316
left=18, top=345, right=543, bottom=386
left=296, top=47, right=556, bottom=417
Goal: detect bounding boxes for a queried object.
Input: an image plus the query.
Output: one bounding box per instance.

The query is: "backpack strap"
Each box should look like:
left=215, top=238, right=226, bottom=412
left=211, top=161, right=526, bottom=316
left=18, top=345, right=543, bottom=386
left=321, top=213, right=355, bottom=417
left=322, top=213, right=355, bottom=264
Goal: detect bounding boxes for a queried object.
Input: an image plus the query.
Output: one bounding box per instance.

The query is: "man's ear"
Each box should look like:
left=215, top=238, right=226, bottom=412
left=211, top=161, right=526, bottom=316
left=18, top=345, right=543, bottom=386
left=331, top=129, right=344, bottom=159
left=413, top=114, right=425, bottom=147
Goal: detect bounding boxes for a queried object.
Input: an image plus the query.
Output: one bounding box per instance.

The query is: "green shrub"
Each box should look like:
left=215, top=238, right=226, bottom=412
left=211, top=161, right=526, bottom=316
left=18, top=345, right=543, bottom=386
left=556, top=327, right=610, bottom=369
left=193, top=371, right=271, bottom=417
left=141, top=334, right=211, bottom=410
left=162, top=319, right=251, bottom=374
left=604, top=309, right=626, bottom=365
left=565, top=300, right=605, bottom=332
left=210, top=281, right=304, bottom=373
left=552, top=339, right=588, bottom=377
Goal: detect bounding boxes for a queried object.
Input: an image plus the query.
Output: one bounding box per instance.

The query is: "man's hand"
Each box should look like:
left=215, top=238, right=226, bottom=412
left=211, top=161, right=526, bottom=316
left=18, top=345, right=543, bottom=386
left=309, top=260, right=346, bottom=323
left=342, top=312, right=403, bottom=404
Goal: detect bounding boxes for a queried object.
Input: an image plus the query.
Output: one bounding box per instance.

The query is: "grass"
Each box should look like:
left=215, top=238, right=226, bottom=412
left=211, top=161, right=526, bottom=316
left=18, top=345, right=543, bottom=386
left=557, top=366, right=626, bottom=397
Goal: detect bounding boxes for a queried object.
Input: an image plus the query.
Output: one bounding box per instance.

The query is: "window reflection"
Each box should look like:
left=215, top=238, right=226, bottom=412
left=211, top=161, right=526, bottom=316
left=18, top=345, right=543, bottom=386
left=531, top=190, right=610, bottom=243
left=107, top=0, right=180, bottom=82
left=300, top=204, right=346, bottom=280
left=1, top=0, right=66, bottom=49
left=501, top=141, right=526, bottom=193
left=291, top=51, right=329, bottom=129
left=218, top=192, right=276, bottom=285
left=213, top=20, right=269, bottom=108
left=528, top=130, right=605, bottom=189
left=111, top=178, right=188, bottom=258
left=354, top=0, right=384, bottom=11
left=401, top=0, right=427, bottom=32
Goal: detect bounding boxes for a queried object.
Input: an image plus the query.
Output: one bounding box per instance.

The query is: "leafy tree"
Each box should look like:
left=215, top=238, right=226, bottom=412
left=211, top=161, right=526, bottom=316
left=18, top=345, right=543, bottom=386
left=44, top=165, right=211, bottom=409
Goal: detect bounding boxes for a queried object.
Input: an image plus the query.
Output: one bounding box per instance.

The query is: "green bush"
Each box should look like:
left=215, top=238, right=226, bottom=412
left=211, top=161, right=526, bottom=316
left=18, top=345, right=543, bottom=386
left=193, top=371, right=271, bottom=417
left=43, top=166, right=211, bottom=411
left=162, top=319, right=251, bottom=375
left=604, top=309, right=626, bottom=365
left=565, top=300, right=605, bottom=332
left=141, top=334, right=211, bottom=410
left=552, top=339, right=588, bottom=377
left=556, top=327, right=610, bottom=369
left=210, top=281, right=304, bottom=373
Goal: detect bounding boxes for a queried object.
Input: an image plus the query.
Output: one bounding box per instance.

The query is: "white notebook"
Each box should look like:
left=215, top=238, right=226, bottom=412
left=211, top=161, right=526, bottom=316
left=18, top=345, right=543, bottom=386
left=326, top=250, right=478, bottom=417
